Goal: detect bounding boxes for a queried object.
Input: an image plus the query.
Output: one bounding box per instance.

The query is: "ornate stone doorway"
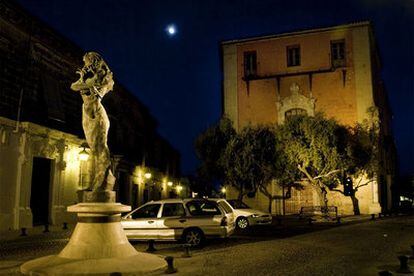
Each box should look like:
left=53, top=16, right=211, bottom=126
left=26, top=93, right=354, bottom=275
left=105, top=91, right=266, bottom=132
left=30, top=157, right=52, bottom=226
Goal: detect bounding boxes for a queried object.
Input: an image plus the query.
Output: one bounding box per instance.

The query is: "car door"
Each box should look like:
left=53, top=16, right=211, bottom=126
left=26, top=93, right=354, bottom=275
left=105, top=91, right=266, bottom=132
left=157, top=203, right=187, bottom=240
left=121, top=203, right=162, bottom=240
left=185, top=200, right=223, bottom=236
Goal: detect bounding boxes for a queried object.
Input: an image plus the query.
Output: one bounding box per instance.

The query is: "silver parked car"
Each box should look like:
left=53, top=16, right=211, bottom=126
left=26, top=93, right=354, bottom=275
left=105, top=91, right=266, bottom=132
left=121, top=198, right=235, bottom=246
left=227, top=199, right=273, bottom=229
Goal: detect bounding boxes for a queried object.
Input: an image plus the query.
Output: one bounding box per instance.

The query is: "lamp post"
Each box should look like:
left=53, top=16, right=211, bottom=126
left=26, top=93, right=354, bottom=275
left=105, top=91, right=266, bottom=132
left=176, top=185, right=183, bottom=198
left=78, top=143, right=89, bottom=189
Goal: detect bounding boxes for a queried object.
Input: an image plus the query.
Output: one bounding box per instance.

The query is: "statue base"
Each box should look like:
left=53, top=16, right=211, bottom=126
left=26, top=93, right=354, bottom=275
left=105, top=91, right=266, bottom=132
left=77, top=190, right=116, bottom=203
left=20, top=203, right=166, bottom=275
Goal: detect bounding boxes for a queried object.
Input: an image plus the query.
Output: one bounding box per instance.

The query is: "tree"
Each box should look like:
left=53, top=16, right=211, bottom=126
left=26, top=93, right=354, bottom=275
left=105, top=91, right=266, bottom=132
left=194, top=117, right=236, bottom=184
left=277, top=113, right=348, bottom=212
left=329, top=121, right=380, bottom=215
left=222, top=125, right=280, bottom=212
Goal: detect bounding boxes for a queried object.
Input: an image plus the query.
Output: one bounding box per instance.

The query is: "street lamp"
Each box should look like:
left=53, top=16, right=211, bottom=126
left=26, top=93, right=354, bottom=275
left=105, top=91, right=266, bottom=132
left=144, top=172, right=152, bottom=179
left=78, top=143, right=89, bottom=161
left=167, top=181, right=173, bottom=187
left=78, top=143, right=89, bottom=189
left=221, top=187, right=226, bottom=194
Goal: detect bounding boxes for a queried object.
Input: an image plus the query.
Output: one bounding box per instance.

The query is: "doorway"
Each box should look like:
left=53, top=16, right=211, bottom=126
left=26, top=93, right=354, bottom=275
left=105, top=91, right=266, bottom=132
left=30, top=157, right=52, bottom=226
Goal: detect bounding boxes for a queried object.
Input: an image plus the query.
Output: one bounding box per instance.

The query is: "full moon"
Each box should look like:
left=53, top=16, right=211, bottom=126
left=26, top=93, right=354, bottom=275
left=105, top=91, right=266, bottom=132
left=166, top=24, right=176, bottom=36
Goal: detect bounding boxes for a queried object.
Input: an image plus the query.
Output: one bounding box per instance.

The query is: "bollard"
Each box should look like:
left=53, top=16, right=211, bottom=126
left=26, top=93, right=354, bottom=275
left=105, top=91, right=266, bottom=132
left=277, top=218, right=282, bottom=226
left=378, top=270, right=392, bottom=276
left=371, top=214, right=375, bottom=220
left=20, top=227, right=27, bottom=236
left=397, top=255, right=412, bottom=274
left=164, top=256, right=177, bottom=274
left=63, top=222, right=68, bottom=230
left=336, top=217, right=341, bottom=224
left=182, top=244, right=192, bottom=258
left=410, top=245, right=414, bottom=259
left=146, top=239, right=156, bottom=252
left=43, top=224, right=49, bottom=233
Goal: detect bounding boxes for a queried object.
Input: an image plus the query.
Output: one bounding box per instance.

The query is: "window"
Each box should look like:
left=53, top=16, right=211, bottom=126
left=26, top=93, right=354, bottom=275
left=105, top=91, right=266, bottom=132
left=285, top=108, right=307, bottom=119
left=217, top=201, right=233, bottom=214
left=131, top=204, right=161, bottom=219
left=287, top=45, right=300, bottom=67
left=331, top=40, right=346, bottom=67
left=227, top=200, right=250, bottom=209
left=162, top=203, right=186, bottom=217
left=244, top=51, right=257, bottom=77
left=186, top=200, right=221, bottom=216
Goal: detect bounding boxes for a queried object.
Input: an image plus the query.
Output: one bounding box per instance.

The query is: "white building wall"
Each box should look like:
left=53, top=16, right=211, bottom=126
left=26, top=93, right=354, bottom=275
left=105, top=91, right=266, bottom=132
left=0, top=116, right=85, bottom=230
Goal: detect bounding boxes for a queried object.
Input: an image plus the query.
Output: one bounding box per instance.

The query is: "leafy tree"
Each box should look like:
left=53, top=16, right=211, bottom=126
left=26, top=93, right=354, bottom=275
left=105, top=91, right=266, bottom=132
left=330, top=121, right=380, bottom=215
left=186, top=173, right=214, bottom=198
left=277, top=113, right=348, bottom=211
left=194, top=117, right=236, bottom=184
left=222, top=125, right=281, bottom=212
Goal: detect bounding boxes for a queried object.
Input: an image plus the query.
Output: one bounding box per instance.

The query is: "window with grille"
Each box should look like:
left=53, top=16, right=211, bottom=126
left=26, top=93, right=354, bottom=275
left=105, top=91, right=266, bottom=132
left=287, top=45, right=300, bottom=67
left=331, top=40, right=346, bottom=67
left=285, top=108, right=307, bottom=119
left=243, top=51, right=257, bottom=78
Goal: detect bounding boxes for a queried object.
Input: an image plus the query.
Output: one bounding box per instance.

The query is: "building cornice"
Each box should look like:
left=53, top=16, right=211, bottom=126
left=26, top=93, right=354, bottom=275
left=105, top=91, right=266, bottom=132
left=221, top=21, right=371, bottom=46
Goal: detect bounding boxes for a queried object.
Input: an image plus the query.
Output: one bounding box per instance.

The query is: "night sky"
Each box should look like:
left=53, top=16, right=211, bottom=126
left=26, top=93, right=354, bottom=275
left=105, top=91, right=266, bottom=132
left=16, top=0, right=414, bottom=176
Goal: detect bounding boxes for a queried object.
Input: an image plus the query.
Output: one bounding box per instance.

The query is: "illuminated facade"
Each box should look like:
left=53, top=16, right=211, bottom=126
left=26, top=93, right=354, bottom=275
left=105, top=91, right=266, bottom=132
left=222, top=22, right=397, bottom=215
left=0, top=2, right=181, bottom=231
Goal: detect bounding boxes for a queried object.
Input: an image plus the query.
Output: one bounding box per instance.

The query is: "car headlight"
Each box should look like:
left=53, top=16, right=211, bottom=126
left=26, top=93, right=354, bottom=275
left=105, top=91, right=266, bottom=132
left=251, top=214, right=259, bottom=218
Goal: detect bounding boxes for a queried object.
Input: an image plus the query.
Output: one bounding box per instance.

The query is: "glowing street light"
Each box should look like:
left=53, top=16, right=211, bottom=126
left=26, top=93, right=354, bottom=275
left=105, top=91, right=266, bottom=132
left=78, top=143, right=89, bottom=161
left=221, top=187, right=226, bottom=194
left=144, top=172, right=152, bottom=179
left=167, top=181, right=173, bottom=187
left=176, top=185, right=183, bottom=193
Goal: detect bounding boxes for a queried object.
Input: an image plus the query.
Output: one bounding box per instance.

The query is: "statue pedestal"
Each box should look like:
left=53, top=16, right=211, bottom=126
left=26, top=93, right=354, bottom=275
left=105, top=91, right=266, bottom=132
left=20, top=203, right=166, bottom=275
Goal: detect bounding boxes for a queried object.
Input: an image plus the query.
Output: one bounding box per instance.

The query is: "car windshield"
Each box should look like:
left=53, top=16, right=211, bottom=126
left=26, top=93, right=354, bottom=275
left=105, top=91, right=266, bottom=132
left=228, top=200, right=250, bottom=209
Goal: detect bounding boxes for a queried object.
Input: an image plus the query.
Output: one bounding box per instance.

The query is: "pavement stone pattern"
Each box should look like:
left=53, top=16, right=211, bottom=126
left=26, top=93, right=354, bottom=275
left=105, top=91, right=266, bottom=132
left=0, top=214, right=411, bottom=275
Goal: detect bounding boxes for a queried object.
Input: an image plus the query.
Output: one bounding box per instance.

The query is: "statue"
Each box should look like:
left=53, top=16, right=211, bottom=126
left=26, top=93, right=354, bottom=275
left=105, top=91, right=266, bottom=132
left=20, top=52, right=167, bottom=275
left=71, top=52, right=116, bottom=201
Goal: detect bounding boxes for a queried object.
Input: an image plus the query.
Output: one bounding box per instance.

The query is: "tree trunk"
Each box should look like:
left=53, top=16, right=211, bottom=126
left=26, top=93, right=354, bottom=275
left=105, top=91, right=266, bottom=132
left=268, top=196, right=272, bottom=214
left=316, top=186, right=329, bottom=216
left=350, top=193, right=360, bottom=215
left=237, top=186, right=244, bottom=201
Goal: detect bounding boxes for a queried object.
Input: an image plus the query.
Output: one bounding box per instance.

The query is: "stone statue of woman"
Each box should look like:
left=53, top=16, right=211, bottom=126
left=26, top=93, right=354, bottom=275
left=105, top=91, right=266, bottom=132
left=71, top=52, right=116, bottom=201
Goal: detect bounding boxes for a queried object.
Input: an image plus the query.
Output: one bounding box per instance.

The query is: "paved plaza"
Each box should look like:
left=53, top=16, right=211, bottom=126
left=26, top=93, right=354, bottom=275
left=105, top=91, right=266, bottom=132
left=1, top=215, right=413, bottom=275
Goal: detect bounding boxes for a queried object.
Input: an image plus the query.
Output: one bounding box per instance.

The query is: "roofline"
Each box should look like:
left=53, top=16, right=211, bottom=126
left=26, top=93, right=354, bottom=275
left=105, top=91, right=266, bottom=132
left=221, top=21, right=372, bottom=45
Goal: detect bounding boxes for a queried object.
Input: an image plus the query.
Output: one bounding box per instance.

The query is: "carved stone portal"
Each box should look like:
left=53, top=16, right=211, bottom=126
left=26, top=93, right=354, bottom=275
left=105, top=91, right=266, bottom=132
left=276, top=82, right=316, bottom=124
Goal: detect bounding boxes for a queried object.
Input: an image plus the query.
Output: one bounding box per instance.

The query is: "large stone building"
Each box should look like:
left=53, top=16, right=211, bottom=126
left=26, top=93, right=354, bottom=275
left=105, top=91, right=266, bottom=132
left=0, top=1, right=181, bottom=231
left=222, top=22, right=397, bottom=215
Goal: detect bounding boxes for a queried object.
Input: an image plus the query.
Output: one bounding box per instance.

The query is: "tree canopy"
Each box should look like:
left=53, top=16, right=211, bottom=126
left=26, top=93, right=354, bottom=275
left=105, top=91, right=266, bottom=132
left=194, top=117, right=235, bottom=183
left=222, top=125, right=279, bottom=201
left=276, top=113, right=349, bottom=208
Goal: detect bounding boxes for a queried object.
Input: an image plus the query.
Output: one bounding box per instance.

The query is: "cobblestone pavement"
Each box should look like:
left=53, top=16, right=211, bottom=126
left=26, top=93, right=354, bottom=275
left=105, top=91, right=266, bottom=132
left=0, top=214, right=408, bottom=275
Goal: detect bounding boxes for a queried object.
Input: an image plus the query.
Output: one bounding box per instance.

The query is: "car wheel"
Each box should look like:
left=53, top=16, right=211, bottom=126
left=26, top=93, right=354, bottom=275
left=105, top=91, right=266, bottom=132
left=236, top=217, right=249, bottom=229
left=183, top=228, right=204, bottom=247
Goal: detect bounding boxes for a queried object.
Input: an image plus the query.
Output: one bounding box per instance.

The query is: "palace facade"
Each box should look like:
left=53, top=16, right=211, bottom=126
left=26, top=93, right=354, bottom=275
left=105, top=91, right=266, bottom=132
left=222, top=22, right=397, bottom=215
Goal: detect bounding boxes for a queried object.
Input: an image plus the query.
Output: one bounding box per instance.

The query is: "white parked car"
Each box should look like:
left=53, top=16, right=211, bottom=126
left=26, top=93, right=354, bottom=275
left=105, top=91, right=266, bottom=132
left=227, top=199, right=273, bottom=229
left=121, top=198, right=235, bottom=246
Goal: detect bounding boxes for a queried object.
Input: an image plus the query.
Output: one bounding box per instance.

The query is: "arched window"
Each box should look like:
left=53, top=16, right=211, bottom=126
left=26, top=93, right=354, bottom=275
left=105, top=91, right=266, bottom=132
left=285, top=108, right=307, bottom=119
